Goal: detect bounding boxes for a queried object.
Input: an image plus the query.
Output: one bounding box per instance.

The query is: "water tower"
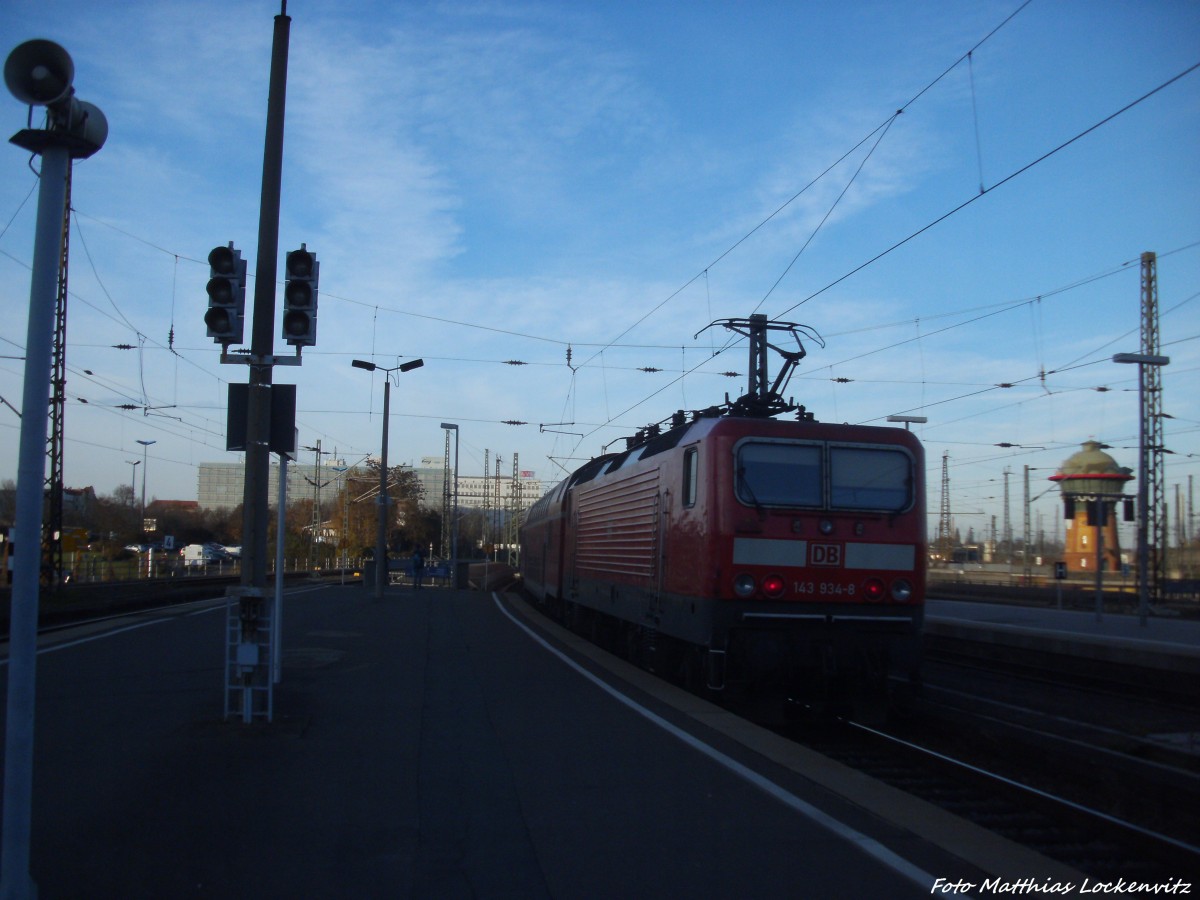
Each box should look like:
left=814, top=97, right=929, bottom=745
left=1049, top=441, right=1132, bottom=573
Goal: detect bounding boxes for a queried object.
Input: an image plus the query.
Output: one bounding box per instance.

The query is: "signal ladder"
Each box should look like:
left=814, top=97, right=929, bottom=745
left=224, top=587, right=275, bottom=723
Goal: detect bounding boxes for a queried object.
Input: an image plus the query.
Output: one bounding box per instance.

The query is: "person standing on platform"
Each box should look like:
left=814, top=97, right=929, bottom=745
left=411, top=547, right=424, bottom=590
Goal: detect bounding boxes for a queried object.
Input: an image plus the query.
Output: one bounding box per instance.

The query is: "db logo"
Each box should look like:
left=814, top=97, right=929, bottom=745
left=809, top=543, right=842, bottom=567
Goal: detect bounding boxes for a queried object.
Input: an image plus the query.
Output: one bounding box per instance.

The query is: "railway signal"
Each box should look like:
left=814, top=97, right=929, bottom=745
left=282, top=244, right=318, bottom=346
left=204, top=243, right=247, bottom=345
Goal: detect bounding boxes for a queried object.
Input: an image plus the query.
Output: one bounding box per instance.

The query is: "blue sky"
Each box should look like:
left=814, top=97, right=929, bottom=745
left=2, top=0, right=1198, bottom=547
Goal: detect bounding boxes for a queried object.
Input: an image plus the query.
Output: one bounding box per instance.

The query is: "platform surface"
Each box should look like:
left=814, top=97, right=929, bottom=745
left=2, top=584, right=1072, bottom=897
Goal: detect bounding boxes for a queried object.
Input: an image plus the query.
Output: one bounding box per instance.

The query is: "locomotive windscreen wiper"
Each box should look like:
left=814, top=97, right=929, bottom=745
left=736, top=465, right=766, bottom=516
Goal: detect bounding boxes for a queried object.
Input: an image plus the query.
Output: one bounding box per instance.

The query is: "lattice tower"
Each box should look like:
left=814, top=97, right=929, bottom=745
left=1141, top=251, right=1166, bottom=603
left=937, top=451, right=952, bottom=556
left=43, top=164, right=72, bottom=588
left=482, top=449, right=490, bottom=548
left=441, top=429, right=451, bottom=558
left=506, top=454, right=521, bottom=566
left=307, top=440, right=323, bottom=557
left=1002, top=467, right=1012, bottom=564
left=1023, top=465, right=1032, bottom=580
left=493, top=454, right=502, bottom=562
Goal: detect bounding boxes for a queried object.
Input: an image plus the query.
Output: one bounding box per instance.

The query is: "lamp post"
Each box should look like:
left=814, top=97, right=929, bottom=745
left=136, top=439, right=155, bottom=533
left=440, top=423, right=459, bottom=585
left=1113, top=352, right=1170, bottom=626
left=352, top=359, right=424, bottom=600
left=127, top=460, right=140, bottom=511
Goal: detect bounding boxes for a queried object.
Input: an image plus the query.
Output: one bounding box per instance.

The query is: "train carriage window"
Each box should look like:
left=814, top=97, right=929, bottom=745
left=829, top=446, right=911, bottom=511
left=683, top=447, right=698, bottom=507
left=735, top=442, right=821, bottom=507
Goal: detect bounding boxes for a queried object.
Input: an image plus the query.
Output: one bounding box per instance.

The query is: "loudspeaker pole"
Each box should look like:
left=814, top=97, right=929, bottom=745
left=1, top=141, right=69, bottom=900
left=4, top=37, right=106, bottom=899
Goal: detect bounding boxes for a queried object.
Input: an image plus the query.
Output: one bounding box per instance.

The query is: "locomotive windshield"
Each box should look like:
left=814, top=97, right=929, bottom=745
left=829, top=446, right=911, bottom=510
left=735, top=443, right=821, bottom=506
left=735, top=441, right=912, bottom=512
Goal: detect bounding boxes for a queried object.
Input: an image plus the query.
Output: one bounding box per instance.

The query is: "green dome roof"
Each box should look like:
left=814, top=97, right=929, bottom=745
left=1049, top=440, right=1133, bottom=496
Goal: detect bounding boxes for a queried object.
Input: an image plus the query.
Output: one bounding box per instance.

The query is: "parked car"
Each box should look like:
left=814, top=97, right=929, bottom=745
left=181, top=544, right=224, bottom=567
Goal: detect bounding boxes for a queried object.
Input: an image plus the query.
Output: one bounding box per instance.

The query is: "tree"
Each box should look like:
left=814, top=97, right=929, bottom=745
left=0, top=479, right=15, bottom=525
left=112, top=483, right=135, bottom=508
left=332, top=462, right=441, bottom=559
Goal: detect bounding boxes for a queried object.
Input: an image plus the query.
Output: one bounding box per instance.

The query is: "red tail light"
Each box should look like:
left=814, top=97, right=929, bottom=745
left=761, top=575, right=786, bottom=598
left=862, top=578, right=885, bottom=601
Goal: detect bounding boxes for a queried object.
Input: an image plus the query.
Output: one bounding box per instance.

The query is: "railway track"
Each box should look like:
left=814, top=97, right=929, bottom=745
left=0, top=570, right=355, bottom=634
left=770, top=668, right=1200, bottom=882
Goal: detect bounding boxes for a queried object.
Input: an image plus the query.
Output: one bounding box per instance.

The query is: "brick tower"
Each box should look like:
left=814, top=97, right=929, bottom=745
left=1049, top=441, right=1133, bottom=573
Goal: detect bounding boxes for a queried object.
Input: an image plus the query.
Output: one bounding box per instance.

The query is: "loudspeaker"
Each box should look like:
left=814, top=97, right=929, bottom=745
left=69, top=99, right=108, bottom=150
left=4, top=39, right=74, bottom=107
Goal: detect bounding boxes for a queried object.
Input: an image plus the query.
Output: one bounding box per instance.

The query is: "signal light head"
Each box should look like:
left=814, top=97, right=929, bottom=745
left=206, top=276, right=235, bottom=306
left=282, top=310, right=313, bottom=339
left=208, top=245, right=236, bottom=276
left=204, top=307, right=232, bottom=334
left=284, top=280, right=313, bottom=308
left=204, top=243, right=245, bottom=345
left=282, top=245, right=318, bottom=347
left=286, top=248, right=314, bottom=279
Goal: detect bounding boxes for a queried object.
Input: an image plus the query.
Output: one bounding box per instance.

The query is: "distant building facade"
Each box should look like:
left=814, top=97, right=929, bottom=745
left=412, top=456, right=544, bottom=512
left=197, top=461, right=361, bottom=511
left=199, top=456, right=546, bottom=513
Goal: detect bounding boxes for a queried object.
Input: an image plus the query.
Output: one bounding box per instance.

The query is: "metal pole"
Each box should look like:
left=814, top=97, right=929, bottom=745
left=141, top=445, right=147, bottom=521
left=440, top=423, right=460, bottom=585
left=452, top=428, right=460, bottom=579
left=331, top=466, right=347, bottom=584
left=273, top=454, right=288, bottom=684
left=1095, top=499, right=1105, bottom=623
left=1136, top=361, right=1150, bottom=626
left=228, top=3, right=289, bottom=726
left=137, top=439, right=155, bottom=530
left=1, top=141, right=69, bottom=900
left=376, top=377, right=390, bottom=601
left=240, top=6, right=290, bottom=590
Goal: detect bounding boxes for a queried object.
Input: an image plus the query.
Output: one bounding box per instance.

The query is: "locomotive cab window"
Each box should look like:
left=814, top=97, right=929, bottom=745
left=682, top=447, right=698, bottom=507
left=735, top=442, right=821, bottom=507
left=735, top=440, right=912, bottom=511
left=829, top=446, right=911, bottom=511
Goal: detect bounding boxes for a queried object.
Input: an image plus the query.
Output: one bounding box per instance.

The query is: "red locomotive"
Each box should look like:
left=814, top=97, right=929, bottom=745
left=520, top=317, right=926, bottom=713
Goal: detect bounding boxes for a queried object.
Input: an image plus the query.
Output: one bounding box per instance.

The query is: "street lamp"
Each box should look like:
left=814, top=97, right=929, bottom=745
left=352, top=358, right=424, bottom=600
left=136, top=439, right=156, bottom=532
left=126, top=460, right=140, bottom=511
left=886, top=415, right=927, bottom=431
left=331, top=464, right=347, bottom=578
left=1113, top=352, right=1170, bottom=626
left=440, top=422, right=459, bottom=585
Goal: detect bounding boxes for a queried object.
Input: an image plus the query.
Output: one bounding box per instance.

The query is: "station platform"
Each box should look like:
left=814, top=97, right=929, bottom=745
left=6, top=584, right=1083, bottom=897
left=924, top=597, right=1200, bottom=678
